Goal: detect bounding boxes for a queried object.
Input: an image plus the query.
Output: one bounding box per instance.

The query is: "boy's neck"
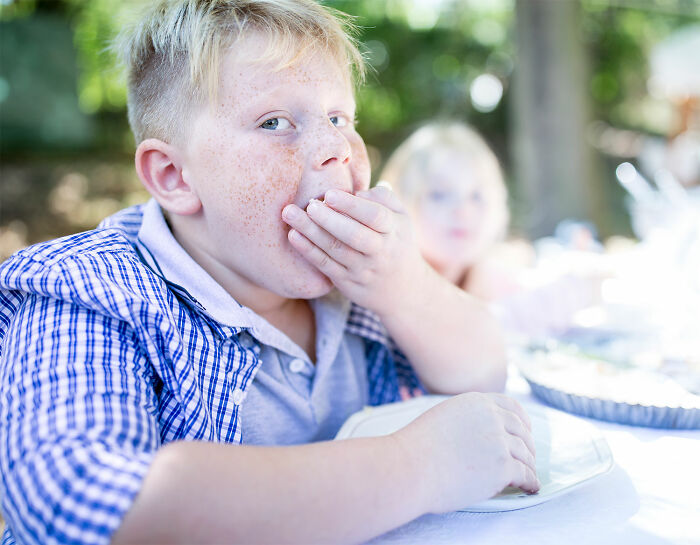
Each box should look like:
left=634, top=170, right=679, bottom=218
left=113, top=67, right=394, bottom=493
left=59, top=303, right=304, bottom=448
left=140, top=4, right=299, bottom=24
left=170, top=221, right=317, bottom=361
left=259, top=298, right=317, bottom=363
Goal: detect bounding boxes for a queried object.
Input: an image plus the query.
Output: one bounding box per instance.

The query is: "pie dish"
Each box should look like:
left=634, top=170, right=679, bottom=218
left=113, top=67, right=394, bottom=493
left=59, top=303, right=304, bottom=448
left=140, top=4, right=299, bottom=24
left=513, top=343, right=700, bottom=429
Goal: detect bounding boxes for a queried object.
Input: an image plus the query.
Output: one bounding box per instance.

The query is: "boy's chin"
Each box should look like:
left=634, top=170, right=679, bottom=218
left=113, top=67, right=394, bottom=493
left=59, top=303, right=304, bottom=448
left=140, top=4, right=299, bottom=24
left=283, top=269, right=335, bottom=299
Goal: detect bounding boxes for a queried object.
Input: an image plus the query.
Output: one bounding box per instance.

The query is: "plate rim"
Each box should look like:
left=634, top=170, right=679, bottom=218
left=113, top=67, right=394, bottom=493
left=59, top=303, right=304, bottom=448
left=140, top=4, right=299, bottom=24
left=335, top=396, right=615, bottom=512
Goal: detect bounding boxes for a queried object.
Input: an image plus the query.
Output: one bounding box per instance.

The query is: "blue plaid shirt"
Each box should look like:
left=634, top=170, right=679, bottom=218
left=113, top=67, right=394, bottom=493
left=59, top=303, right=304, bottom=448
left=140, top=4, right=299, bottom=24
left=0, top=203, right=423, bottom=545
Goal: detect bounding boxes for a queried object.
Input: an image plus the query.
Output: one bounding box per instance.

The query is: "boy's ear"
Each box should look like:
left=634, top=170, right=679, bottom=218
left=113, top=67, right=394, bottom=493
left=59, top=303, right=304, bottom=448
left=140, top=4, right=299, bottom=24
left=135, top=138, right=201, bottom=215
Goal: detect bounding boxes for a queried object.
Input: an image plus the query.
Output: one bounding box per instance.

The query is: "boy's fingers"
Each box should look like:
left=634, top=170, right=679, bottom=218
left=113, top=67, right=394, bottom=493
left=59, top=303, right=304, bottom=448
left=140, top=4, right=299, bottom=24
left=500, top=408, right=536, bottom=458
left=287, top=229, right=347, bottom=279
left=492, top=395, right=532, bottom=431
left=510, top=462, right=540, bottom=495
left=355, top=182, right=406, bottom=214
left=284, top=204, right=368, bottom=269
left=305, top=199, right=382, bottom=255
left=323, top=190, right=394, bottom=234
left=508, top=435, right=537, bottom=475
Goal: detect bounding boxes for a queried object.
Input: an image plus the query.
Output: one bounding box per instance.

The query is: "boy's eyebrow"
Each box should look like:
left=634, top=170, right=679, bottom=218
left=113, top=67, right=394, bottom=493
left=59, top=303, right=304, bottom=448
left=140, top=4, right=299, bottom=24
left=220, top=85, right=357, bottom=120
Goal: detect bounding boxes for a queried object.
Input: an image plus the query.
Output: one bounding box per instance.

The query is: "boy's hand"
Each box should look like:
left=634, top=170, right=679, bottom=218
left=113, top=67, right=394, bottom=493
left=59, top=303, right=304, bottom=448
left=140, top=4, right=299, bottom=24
left=393, top=393, right=540, bottom=513
left=282, top=185, right=431, bottom=315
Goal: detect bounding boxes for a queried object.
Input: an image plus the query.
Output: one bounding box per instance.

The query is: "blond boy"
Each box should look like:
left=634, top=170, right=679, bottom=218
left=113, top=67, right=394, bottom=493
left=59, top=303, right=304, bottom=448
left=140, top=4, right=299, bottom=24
left=0, top=1, right=538, bottom=543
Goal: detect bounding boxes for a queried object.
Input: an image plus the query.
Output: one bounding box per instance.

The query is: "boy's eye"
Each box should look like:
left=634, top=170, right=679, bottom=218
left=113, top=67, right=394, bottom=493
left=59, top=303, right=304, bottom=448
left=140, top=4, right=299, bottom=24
left=330, top=115, right=348, bottom=128
left=260, top=117, right=292, bottom=131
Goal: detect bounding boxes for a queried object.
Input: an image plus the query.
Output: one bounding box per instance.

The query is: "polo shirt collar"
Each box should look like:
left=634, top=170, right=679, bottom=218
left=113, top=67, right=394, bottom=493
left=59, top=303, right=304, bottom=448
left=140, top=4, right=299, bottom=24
left=135, top=199, right=351, bottom=362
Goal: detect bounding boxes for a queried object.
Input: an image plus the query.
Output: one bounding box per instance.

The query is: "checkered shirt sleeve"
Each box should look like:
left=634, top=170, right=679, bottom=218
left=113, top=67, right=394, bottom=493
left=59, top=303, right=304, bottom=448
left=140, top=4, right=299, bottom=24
left=346, top=304, right=426, bottom=405
left=0, top=240, right=160, bottom=545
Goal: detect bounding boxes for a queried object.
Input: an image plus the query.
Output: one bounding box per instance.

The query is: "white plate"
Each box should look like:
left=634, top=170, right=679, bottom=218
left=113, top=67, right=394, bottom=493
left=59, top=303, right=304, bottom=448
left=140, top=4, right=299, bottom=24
left=335, top=396, right=614, bottom=512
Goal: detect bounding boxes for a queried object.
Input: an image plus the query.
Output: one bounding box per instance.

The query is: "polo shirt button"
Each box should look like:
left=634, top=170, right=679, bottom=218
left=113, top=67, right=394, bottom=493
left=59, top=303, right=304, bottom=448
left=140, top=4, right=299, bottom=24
left=289, top=358, right=306, bottom=374
left=239, top=333, right=255, bottom=349
left=232, top=388, right=246, bottom=405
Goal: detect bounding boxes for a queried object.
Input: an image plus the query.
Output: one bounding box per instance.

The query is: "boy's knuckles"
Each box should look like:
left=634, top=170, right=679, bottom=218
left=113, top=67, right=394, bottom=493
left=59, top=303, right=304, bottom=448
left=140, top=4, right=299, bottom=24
left=348, top=231, right=369, bottom=251
left=362, top=235, right=382, bottom=256
left=356, top=268, right=374, bottom=286
left=316, top=251, right=331, bottom=270
left=373, top=207, right=392, bottom=231
left=329, top=237, right=345, bottom=253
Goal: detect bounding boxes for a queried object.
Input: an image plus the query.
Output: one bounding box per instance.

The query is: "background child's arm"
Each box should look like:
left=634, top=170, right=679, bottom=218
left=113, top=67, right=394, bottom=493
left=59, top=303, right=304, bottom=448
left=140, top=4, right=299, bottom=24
left=283, top=186, right=507, bottom=394
left=113, top=393, right=537, bottom=544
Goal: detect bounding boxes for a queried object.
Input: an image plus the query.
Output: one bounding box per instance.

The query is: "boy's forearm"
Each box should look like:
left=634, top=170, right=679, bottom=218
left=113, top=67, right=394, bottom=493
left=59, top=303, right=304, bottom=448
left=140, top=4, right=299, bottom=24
left=113, top=435, right=425, bottom=545
left=379, top=266, right=507, bottom=395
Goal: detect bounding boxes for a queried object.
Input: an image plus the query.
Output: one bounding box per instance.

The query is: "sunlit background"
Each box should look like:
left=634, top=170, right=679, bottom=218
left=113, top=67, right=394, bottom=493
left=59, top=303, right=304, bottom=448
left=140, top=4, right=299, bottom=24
left=1, top=0, right=699, bottom=260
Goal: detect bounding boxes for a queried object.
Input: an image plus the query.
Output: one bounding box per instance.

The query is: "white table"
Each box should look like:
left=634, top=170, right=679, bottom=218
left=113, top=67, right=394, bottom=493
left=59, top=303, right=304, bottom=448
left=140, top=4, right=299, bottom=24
left=368, top=371, right=700, bottom=545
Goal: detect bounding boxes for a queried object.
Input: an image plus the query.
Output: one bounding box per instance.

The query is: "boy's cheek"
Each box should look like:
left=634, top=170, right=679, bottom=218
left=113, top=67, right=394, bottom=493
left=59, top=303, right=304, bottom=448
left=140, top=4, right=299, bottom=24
left=254, top=152, right=304, bottom=204
left=349, top=135, right=371, bottom=193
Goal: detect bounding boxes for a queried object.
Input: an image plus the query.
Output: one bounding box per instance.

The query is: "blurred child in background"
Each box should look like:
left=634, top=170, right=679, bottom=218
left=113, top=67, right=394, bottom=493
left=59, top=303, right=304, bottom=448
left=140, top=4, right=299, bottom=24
left=381, top=121, right=600, bottom=339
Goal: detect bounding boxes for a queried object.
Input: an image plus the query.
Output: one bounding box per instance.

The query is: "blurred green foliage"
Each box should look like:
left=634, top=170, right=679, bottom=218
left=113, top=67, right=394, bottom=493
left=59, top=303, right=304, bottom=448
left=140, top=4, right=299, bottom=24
left=584, top=0, right=699, bottom=132
left=0, top=0, right=698, bottom=257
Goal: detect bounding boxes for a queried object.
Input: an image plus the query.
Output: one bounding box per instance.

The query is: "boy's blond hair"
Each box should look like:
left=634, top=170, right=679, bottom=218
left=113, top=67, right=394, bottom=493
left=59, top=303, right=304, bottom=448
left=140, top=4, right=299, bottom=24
left=115, top=0, right=365, bottom=145
left=380, top=121, right=510, bottom=236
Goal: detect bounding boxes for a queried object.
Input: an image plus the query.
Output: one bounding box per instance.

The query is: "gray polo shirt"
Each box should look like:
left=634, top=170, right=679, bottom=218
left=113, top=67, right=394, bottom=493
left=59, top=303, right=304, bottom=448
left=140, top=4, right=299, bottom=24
left=137, top=199, right=368, bottom=446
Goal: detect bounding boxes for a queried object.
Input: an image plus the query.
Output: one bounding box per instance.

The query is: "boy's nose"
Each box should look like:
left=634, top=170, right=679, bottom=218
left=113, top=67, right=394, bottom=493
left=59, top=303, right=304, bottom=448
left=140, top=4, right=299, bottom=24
left=310, top=122, right=352, bottom=170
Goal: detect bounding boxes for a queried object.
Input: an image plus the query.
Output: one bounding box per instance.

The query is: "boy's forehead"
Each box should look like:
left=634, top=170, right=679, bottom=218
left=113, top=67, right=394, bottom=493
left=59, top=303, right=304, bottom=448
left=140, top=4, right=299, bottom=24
left=222, top=30, right=351, bottom=86
left=213, top=44, right=355, bottom=120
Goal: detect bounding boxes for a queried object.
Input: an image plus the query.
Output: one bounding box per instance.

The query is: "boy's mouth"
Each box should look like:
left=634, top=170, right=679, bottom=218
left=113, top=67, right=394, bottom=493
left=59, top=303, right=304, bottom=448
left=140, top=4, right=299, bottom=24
left=304, top=193, right=327, bottom=211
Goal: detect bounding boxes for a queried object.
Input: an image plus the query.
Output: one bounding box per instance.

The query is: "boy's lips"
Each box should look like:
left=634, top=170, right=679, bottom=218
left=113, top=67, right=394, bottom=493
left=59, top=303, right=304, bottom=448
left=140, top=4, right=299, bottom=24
left=300, top=188, right=356, bottom=211
left=304, top=193, right=327, bottom=210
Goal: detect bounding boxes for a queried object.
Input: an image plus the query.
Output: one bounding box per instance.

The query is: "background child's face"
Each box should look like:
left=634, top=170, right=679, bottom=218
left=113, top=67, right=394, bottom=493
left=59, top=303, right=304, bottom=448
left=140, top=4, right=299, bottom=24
left=180, top=33, right=370, bottom=299
left=411, top=151, right=504, bottom=273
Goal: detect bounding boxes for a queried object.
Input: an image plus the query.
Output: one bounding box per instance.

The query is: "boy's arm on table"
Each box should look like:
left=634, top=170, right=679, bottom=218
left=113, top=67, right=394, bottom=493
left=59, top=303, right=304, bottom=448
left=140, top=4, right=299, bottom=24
left=1, top=296, right=535, bottom=545
left=115, top=435, right=426, bottom=544
left=283, top=186, right=507, bottom=395
left=116, top=391, right=539, bottom=544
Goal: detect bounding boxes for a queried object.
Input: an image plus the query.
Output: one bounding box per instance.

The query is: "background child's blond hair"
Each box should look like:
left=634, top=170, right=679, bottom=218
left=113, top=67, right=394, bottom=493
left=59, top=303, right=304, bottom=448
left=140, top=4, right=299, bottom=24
left=114, top=0, right=366, bottom=145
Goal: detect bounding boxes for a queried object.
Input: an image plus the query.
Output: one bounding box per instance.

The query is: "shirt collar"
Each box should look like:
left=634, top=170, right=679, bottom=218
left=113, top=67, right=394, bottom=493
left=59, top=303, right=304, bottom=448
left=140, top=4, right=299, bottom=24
left=136, top=198, right=254, bottom=329
left=135, top=199, right=351, bottom=360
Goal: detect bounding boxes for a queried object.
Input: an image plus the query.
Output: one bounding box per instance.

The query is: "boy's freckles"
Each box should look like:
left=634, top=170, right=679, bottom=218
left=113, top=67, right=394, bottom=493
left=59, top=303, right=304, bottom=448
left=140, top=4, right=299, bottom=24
left=349, top=136, right=371, bottom=191
left=171, top=33, right=368, bottom=299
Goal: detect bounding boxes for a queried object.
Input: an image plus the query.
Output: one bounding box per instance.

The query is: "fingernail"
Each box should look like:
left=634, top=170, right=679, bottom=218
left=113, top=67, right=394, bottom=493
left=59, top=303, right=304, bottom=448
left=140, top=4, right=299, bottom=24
left=324, top=190, right=339, bottom=205
left=307, top=199, right=322, bottom=213
left=283, top=205, right=300, bottom=220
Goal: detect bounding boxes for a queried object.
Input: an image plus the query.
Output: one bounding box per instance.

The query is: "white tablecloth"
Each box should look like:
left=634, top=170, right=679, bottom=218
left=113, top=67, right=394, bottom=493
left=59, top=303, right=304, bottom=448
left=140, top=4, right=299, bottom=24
left=368, top=372, right=700, bottom=545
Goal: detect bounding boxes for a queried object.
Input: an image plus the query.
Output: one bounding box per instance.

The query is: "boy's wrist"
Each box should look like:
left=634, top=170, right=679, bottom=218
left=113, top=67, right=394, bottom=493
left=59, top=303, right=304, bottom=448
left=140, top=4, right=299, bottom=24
left=383, top=431, right=435, bottom=517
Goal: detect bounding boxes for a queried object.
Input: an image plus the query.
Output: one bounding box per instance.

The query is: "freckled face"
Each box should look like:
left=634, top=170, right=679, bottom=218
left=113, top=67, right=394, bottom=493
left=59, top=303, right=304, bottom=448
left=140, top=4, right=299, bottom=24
left=180, top=34, right=370, bottom=300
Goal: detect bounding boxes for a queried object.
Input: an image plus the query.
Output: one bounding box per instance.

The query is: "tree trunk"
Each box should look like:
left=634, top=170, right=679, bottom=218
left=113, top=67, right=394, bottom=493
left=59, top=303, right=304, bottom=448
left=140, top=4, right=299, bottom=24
left=511, top=0, right=604, bottom=238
